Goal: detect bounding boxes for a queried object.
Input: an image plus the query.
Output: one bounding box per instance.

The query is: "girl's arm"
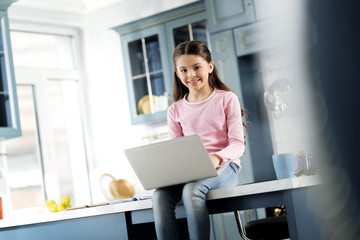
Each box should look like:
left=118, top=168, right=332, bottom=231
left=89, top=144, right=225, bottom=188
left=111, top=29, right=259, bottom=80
left=167, top=104, right=184, bottom=139
left=215, top=93, right=245, bottom=163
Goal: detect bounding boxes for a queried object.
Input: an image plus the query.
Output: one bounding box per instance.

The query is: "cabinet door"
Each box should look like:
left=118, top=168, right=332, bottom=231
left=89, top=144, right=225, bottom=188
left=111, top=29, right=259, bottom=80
left=233, top=21, right=280, bottom=57
left=121, top=25, right=171, bottom=125
left=233, top=23, right=264, bottom=56
left=209, top=30, right=254, bottom=184
left=0, top=11, right=21, bottom=139
left=205, top=0, right=256, bottom=33
left=210, top=30, right=241, bottom=95
left=165, top=11, right=208, bottom=50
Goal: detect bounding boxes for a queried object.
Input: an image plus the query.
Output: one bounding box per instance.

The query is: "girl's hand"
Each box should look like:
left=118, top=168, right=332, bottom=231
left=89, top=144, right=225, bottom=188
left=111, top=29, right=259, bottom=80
left=210, top=154, right=222, bottom=169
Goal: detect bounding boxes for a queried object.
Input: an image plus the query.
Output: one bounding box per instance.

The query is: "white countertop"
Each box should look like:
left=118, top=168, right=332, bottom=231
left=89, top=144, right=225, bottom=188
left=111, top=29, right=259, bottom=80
left=207, top=175, right=321, bottom=200
left=0, top=175, right=321, bottom=229
left=0, top=199, right=153, bottom=229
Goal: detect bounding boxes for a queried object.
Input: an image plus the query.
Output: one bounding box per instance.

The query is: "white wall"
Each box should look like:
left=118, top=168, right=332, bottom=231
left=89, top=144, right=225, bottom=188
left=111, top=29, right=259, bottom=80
left=85, top=0, right=199, bottom=29
left=80, top=26, right=169, bottom=201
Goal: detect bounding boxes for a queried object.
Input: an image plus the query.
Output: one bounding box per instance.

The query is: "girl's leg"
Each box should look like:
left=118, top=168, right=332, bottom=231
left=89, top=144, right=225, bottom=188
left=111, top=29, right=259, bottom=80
left=152, top=184, right=184, bottom=240
left=182, top=162, right=239, bottom=240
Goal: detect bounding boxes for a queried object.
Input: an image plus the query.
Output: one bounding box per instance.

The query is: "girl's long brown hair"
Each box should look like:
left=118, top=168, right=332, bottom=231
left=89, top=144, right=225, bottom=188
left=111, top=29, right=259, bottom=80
left=172, top=40, right=248, bottom=137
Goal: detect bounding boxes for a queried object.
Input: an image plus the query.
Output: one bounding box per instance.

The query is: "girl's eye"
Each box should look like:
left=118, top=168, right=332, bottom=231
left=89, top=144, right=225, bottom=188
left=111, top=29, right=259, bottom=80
left=194, top=66, right=200, bottom=70
left=180, top=69, right=187, bottom=73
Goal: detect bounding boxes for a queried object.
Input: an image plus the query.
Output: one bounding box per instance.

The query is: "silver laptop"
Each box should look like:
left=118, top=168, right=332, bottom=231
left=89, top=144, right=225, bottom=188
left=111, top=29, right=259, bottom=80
left=124, top=135, right=230, bottom=190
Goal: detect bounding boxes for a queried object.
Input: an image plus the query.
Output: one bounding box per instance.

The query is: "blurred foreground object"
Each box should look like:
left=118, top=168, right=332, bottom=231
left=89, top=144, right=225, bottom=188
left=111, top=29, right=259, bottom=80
left=264, top=74, right=292, bottom=118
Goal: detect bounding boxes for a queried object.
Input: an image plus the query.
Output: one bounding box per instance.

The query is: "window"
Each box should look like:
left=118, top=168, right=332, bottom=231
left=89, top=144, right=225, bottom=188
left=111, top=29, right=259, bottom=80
left=10, top=31, right=74, bottom=69
left=5, top=85, right=45, bottom=210
left=4, top=31, right=90, bottom=215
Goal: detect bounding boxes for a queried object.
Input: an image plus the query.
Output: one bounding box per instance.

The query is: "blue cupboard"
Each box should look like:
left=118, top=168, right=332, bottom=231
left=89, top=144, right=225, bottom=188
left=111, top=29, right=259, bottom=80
left=0, top=0, right=21, bottom=140
left=113, top=2, right=208, bottom=125
left=205, top=0, right=256, bottom=34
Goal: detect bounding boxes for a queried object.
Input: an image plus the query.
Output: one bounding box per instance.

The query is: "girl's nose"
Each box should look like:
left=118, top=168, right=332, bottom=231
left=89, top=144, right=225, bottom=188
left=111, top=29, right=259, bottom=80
left=188, top=69, right=196, bottom=77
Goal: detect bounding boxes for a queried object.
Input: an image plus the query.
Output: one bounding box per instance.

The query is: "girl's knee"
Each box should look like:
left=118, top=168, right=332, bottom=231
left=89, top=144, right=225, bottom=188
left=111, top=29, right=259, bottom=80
left=152, top=189, right=168, bottom=207
left=182, top=183, right=207, bottom=202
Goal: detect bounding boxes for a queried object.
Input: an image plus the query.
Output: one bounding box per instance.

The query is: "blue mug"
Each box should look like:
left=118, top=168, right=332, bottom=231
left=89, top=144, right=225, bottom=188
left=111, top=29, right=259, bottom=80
left=272, top=152, right=303, bottom=179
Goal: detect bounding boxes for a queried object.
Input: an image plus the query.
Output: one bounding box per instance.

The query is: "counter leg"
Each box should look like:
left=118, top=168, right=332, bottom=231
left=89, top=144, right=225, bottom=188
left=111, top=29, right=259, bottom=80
left=283, top=187, right=322, bottom=240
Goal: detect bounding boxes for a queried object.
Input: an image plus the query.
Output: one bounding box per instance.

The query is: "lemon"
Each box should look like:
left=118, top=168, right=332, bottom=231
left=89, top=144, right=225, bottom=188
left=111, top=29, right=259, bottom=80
left=56, top=204, right=65, bottom=212
left=49, top=204, right=57, bottom=212
left=46, top=197, right=71, bottom=212
left=61, top=196, right=71, bottom=206
left=46, top=200, right=55, bottom=208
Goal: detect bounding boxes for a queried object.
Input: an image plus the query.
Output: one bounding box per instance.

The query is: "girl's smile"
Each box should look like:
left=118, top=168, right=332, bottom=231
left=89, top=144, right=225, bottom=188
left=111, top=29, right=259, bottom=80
left=187, top=78, right=201, bottom=85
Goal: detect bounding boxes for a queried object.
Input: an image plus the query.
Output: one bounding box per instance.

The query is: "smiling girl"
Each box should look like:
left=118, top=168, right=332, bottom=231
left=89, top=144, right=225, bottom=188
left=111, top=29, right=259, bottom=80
left=152, top=40, right=247, bottom=240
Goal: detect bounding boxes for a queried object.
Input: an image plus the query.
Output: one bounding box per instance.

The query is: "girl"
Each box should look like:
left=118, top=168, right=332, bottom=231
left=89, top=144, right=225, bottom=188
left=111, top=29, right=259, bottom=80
left=152, top=40, right=247, bottom=240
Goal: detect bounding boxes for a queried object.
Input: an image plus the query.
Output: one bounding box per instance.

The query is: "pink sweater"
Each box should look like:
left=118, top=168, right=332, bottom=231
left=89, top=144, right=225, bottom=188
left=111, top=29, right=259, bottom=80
left=167, top=89, right=245, bottom=169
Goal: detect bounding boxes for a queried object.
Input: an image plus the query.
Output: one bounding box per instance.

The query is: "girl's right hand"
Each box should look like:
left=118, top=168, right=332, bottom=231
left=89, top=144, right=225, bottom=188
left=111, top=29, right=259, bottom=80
left=210, top=154, right=222, bottom=169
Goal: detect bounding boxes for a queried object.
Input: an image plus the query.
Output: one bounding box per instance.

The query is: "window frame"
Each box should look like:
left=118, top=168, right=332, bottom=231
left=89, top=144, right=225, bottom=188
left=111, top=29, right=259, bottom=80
left=7, top=23, right=93, bottom=213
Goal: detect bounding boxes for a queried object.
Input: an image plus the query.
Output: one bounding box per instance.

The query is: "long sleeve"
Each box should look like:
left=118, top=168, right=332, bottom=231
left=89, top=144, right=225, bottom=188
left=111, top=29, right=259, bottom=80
left=167, top=103, right=184, bottom=139
left=214, top=92, right=245, bottom=163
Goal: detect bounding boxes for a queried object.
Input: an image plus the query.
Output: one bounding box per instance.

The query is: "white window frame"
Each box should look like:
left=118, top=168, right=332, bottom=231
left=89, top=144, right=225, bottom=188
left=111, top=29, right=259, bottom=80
left=9, top=22, right=94, bottom=207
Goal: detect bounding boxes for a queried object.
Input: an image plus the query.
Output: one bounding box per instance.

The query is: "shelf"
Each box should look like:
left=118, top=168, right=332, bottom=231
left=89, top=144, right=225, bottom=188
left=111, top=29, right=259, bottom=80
left=132, top=69, right=163, bottom=80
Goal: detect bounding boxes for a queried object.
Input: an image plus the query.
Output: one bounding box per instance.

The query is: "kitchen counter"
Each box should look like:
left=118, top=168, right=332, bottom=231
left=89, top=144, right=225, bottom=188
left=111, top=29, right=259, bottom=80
left=0, top=175, right=321, bottom=239
left=208, top=174, right=321, bottom=199
left=0, top=198, right=153, bottom=229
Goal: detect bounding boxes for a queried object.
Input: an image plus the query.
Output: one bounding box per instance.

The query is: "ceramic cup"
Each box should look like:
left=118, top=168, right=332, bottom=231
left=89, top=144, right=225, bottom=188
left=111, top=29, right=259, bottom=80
left=272, top=152, right=303, bottom=179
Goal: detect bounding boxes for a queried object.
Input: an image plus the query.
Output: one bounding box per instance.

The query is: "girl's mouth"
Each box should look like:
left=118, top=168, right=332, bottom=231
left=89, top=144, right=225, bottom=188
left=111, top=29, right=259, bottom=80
left=188, top=79, right=200, bottom=85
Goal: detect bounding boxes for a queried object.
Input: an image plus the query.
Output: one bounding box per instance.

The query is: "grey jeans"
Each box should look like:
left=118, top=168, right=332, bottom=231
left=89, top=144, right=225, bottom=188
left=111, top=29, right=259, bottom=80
left=152, top=162, right=239, bottom=240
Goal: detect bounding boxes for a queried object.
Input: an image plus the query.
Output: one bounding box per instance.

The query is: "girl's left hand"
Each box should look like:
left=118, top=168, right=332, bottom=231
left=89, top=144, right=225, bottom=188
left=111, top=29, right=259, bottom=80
left=210, top=154, right=222, bottom=169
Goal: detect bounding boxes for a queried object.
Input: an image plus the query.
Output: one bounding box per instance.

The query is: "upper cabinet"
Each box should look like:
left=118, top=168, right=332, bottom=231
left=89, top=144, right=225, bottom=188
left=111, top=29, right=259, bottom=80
left=120, top=25, right=171, bottom=124
left=205, top=0, right=256, bottom=33
left=233, top=22, right=272, bottom=57
left=114, top=2, right=208, bottom=125
left=165, top=11, right=209, bottom=51
left=0, top=2, right=22, bottom=139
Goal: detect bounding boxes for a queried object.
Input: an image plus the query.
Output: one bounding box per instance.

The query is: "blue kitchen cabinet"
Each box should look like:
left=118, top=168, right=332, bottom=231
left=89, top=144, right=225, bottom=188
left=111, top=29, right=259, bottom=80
left=114, top=2, right=208, bottom=125
left=209, top=30, right=255, bottom=185
left=233, top=19, right=281, bottom=57
left=210, top=30, right=242, bottom=94
left=205, top=0, right=256, bottom=34
left=233, top=23, right=266, bottom=57
left=119, top=25, right=171, bottom=125
left=165, top=11, right=209, bottom=51
left=0, top=2, right=21, bottom=139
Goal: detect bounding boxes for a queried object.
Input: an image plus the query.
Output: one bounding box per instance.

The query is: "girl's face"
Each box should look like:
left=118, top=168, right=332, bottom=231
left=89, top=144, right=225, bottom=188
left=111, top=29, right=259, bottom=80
left=175, top=54, right=214, bottom=93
